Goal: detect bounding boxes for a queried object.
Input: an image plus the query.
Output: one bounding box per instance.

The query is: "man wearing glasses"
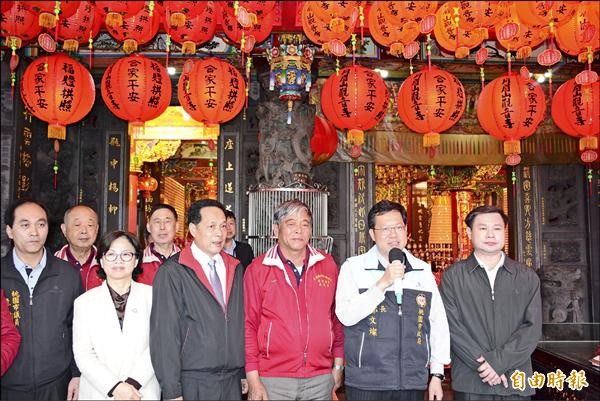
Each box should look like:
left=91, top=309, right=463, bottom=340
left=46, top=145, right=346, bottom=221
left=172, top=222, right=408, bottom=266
left=150, top=199, right=245, bottom=400
left=336, top=200, right=450, bottom=401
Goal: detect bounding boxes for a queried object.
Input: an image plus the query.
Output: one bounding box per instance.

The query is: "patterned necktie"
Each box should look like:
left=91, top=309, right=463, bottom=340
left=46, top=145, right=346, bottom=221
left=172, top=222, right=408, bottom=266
left=208, top=259, right=225, bottom=307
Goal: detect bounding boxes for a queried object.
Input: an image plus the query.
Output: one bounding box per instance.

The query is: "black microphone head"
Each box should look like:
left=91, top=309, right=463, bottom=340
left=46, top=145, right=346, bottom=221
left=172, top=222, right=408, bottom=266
left=389, top=248, right=406, bottom=264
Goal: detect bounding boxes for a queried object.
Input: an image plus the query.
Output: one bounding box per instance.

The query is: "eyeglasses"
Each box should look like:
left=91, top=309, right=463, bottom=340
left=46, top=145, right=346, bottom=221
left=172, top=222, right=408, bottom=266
left=103, top=251, right=137, bottom=262
left=373, top=225, right=406, bottom=235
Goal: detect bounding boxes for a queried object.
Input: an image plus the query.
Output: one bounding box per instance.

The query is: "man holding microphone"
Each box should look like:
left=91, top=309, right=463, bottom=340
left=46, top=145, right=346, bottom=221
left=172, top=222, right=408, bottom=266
left=336, top=200, right=450, bottom=400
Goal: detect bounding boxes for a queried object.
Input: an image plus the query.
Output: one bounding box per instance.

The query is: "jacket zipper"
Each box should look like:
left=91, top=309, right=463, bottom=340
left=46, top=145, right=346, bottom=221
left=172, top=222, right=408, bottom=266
left=266, top=322, right=272, bottom=358
left=303, top=272, right=310, bottom=366
left=358, top=332, right=365, bottom=368
left=425, top=333, right=431, bottom=367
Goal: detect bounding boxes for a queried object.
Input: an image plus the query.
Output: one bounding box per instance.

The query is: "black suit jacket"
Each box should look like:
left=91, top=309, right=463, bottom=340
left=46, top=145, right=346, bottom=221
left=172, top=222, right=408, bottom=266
left=233, top=241, right=254, bottom=269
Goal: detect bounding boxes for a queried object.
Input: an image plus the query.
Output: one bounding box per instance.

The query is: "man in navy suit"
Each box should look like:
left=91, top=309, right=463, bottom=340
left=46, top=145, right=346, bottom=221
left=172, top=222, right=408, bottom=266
left=224, top=210, right=254, bottom=269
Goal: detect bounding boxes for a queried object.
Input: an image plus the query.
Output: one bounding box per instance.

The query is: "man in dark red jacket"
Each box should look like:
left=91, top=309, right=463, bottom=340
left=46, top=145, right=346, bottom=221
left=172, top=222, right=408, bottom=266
left=245, top=200, right=344, bottom=400
left=1, top=288, right=21, bottom=376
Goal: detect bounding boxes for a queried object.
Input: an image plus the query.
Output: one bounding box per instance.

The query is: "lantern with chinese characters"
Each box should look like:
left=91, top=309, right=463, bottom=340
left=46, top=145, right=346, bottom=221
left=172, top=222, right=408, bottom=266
left=101, top=54, right=172, bottom=138
left=380, top=1, right=438, bottom=26
left=163, top=1, right=208, bottom=28
left=301, top=1, right=355, bottom=56
left=496, top=4, right=550, bottom=59
left=1, top=1, right=42, bottom=49
left=223, top=0, right=276, bottom=28
left=477, top=72, right=546, bottom=165
left=457, top=1, right=509, bottom=31
left=138, top=170, right=158, bottom=200
left=266, top=40, right=314, bottom=124
left=552, top=79, right=599, bottom=162
left=369, top=2, right=420, bottom=58
left=555, top=2, right=600, bottom=62
left=177, top=58, right=246, bottom=136
left=95, top=1, right=145, bottom=28
left=433, top=2, right=488, bottom=58
left=310, top=115, right=339, bottom=165
left=57, top=1, right=101, bottom=52
left=106, top=2, right=162, bottom=53
left=514, top=1, right=578, bottom=28
left=23, top=0, right=80, bottom=29
left=168, top=1, right=217, bottom=54
left=320, top=65, right=389, bottom=156
left=220, top=3, right=274, bottom=54
left=396, top=66, right=466, bottom=149
left=20, top=53, right=95, bottom=140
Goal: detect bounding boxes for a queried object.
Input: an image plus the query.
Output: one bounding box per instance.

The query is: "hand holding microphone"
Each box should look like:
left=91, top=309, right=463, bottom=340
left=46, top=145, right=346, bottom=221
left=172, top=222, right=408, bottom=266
left=389, top=248, right=407, bottom=305
left=375, top=248, right=406, bottom=295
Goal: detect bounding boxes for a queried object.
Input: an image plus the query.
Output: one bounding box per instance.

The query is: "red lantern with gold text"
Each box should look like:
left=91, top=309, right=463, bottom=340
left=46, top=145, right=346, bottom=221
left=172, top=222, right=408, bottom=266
left=396, top=66, right=466, bottom=150
left=57, top=1, right=101, bottom=52
left=106, top=3, right=162, bottom=53
left=311, top=115, right=339, bottom=165
left=23, top=0, right=80, bottom=29
left=320, top=65, right=389, bottom=157
left=168, top=2, right=218, bottom=54
left=101, top=54, right=172, bottom=137
left=177, top=58, right=246, bottom=136
left=477, top=72, right=546, bottom=165
left=95, top=1, right=145, bottom=28
left=20, top=53, right=95, bottom=139
left=552, top=79, right=599, bottom=162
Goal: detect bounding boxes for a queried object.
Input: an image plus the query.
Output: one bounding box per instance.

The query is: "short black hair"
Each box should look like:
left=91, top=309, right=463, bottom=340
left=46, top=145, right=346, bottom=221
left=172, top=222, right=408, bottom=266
left=4, top=199, right=49, bottom=228
left=465, top=205, right=509, bottom=229
left=225, top=210, right=236, bottom=220
left=96, top=230, right=143, bottom=280
left=149, top=203, right=178, bottom=221
left=188, top=199, right=226, bottom=225
left=367, top=200, right=407, bottom=229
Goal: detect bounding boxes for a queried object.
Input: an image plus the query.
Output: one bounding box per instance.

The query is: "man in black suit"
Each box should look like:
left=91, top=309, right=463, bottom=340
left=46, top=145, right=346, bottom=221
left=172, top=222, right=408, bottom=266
left=224, top=210, right=255, bottom=269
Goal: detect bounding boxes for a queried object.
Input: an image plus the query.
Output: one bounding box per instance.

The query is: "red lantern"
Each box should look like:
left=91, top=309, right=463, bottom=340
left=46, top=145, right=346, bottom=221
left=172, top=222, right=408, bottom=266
left=537, top=48, right=562, bottom=66
left=380, top=1, right=438, bottom=26
left=177, top=57, right=246, bottom=135
left=106, top=2, right=161, bottom=53
left=311, top=115, right=339, bottom=165
left=477, top=72, right=546, bottom=160
left=220, top=3, right=273, bottom=53
left=101, top=54, right=172, bottom=136
left=20, top=53, right=95, bottom=140
left=169, top=2, right=218, bottom=54
left=496, top=4, right=550, bottom=59
left=23, top=0, right=80, bottom=29
left=320, top=65, right=390, bottom=148
left=458, top=1, right=509, bottom=31
left=163, top=1, right=208, bottom=28
left=138, top=171, right=158, bottom=200
left=396, top=66, right=466, bottom=148
left=95, top=1, right=145, bottom=28
left=555, top=2, right=600, bottom=61
left=514, top=1, right=578, bottom=28
left=1, top=1, right=42, bottom=48
left=301, top=1, right=354, bottom=51
left=552, top=79, right=599, bottom=153
left=369, top=2, right=420, bottom=57
left=433, top=2, right=488, bottom=58
left=57, top=1, right=101, bottom=52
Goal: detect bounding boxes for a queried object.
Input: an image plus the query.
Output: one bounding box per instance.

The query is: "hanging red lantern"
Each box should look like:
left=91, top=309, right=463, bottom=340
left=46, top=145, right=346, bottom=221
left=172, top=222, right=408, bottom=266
left=138, top=171, right=159, bottom=200
left=552, top=79, right=599, bottom=156
left=177, top=57, right=246, bottom=135
left=20, top=53, right=95, bottom=140
left=514, top=1, right=578, bottom=28
left=396, top=66, right=466, bottom=149
left=311, top=115, right=339, bottom=165
left=95, top=1, right=145, bottom=28
left=368, top=2, right=420, bottom=57
left=320, top=65, right=390, bottom=151
left=23, top=1, right=80, bottom=29
left=537, top=48, right=562, bottom=66
left=163, top=1, right=208, bottom=28
left=555, top=2, right=600, bottom=61
left=302, top=1, right=354, bottom=52
left=220, top=4, right=274, bottom=53
left=101, top=54, right=172, bottom=136
left=106, top=2, right=162, bottom=53
left=221, top=1, right=276, bottom=29
left=380, top=1, right=438, bottom=26
left=169, top=2, right=218, bottom=54
left=1, top=1, right=42, bottom=48
left=433, top=2, right=488, bottom=58
left=477, top=72, right=546, bottom=163
left=458, top=1, right=509, bottom=31
left=496, top=4, right=550, bottom=60
left=56, top=1, right=101, bottom=52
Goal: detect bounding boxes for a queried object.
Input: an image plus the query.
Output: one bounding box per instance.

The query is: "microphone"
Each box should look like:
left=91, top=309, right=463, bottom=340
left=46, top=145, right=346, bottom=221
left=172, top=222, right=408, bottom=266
left=389, top=248, right=406, bottom=305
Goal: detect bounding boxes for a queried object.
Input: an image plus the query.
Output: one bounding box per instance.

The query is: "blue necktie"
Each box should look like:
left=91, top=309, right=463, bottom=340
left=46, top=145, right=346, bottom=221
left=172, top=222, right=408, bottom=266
left=208, top=259, right=225, bottom=307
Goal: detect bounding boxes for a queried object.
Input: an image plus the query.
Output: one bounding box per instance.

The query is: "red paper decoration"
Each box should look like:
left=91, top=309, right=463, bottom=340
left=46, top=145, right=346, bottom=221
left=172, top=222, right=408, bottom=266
left=311, top=115, right=339, bottom=165
left=396, top=66, right=466, bottom=148
left=477, top=72, right=546, bottom=162
left=177, top=57, right=246, bottom=134
left=20, top=53, right=95, bottom=139
left=320, top=65, right=389, bottom=153
left=101, top=54, right=172, bottom=135
left=168, top=1, right=218, bottom=54
left=552, top=79, right=599, bottom=156
left=106, top=3, right=162, bottom=53
left=57, top=1, right=101, bottom=52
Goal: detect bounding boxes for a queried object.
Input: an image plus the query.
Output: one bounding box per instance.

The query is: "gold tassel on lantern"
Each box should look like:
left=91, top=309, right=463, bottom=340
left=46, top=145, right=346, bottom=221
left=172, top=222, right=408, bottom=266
left=347, top=129, right=364, bottom=146
left=503, top=139, right=521, bottom=155
left=170, top=12, right=186, bottom=27
left=182, top=41, right=196, bottom=55
left=128, top=122, right=145, bottom=138
left=205, top=124, right=220, bottom=138
left=6, top=36, right=22, bottom=49
left=329, top=17, right=345, bottom=33
left=389, top=43, right=404, bottom=57
left=123, top=39, right=138, bottom=54
left=39, top=12, right=57, bottom=28
left=63, top=39, right=79, bottom=52
left=48, top=123, right=66, bottom=140
left=105, top=12, right=123, bottom=28
left=423, top=132, right=440, bottom=147
left=580, top=137, right=598, bottom=151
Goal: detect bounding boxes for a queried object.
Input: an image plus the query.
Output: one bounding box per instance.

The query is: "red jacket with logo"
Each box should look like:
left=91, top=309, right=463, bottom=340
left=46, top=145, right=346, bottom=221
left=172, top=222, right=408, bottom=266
left=244, top=244, right=344, bottom=378
left=137, top=243, right=181, bottom=285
